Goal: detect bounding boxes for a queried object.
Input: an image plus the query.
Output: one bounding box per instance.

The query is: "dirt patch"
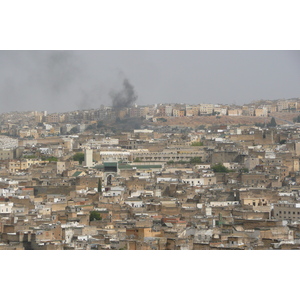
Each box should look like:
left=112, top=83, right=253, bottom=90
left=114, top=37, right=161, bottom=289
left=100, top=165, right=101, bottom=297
left=152, top=113, right=299, bottom=128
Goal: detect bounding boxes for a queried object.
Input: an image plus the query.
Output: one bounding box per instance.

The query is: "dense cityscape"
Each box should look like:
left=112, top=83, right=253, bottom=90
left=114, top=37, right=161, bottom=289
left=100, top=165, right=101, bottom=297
left=1, top=97, right=300, bottom=249
left=2, top=4, right=300, bottom=300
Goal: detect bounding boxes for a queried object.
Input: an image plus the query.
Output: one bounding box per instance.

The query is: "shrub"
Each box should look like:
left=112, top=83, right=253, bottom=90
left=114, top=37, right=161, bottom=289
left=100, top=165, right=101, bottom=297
left=189, top=157, right=202, bottom=164
left=191, top=141, right=203, bottom=146
left=90, top=211, right=102, bottom=222
left=212, top=163, right=230, bottom=173
left=73, top=152, right=84, bottom=164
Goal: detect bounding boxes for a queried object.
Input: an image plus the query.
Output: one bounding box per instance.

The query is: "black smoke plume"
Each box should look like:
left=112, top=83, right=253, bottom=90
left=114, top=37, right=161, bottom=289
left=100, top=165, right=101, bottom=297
left=110, top=79, right=137, bottom=110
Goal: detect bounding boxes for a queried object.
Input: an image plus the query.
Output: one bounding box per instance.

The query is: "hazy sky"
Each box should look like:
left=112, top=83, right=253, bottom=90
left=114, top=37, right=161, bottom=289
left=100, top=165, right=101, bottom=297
left=0, top=50, right=300, bottom=113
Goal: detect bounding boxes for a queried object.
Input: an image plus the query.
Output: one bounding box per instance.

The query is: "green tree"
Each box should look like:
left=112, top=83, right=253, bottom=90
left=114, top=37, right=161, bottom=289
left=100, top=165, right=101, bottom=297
left=240, top=167, right=249, bottom=173
left=189, top=157, right=202, bottom=164
left=73, top=152, right=84, bottom=164
left=97, top=121, right=104, bottom=128
left=212, top=163, right=230, bottom=173
left=191, top=141, right=203, bottom=146
left=255, top=122, right=265, bottom=128
left=293, top=115, right=300, bottom=123
left=47, top=156, right=58, bottom=162
left=69, top=126, right=79, bottom=134
left=268, top=117, right=277, bottom=128
left=89, top=211, right=102, bottom=222
left=85, top=125, right=95, bottom=131
left=157, top=117, right=167, bottom=122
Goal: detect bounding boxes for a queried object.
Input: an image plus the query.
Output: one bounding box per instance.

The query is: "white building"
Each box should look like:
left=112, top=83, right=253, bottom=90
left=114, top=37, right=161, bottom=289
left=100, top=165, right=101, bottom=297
left=84, top=149, right=94, bottom=167
left=0, top=136, right=18, bottom=149
left=99, top=151, right=131, bottom=162
left=0, top=202, right=13, bottom=214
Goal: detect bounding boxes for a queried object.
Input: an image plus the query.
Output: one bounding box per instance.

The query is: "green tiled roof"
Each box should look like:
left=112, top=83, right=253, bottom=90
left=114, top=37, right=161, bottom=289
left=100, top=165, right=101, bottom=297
left=72, top=171, right=83, bottom=177
left=103, top=162, right=118, bottom=167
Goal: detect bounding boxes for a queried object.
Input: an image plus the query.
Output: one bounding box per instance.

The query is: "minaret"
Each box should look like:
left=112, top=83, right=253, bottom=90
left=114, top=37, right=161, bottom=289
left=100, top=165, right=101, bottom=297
left=83, top=148, right=93, bottom=167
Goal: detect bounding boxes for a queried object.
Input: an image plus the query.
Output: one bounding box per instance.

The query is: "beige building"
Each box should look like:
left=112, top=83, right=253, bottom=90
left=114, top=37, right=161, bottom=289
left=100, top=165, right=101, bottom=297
left=19, top=128, right=39, bottom=139
left=228, top=109, right=242, bottom=116
left=131, top=148, right=207, bottom=162
left=7, top=159, right=43, bottom=173
left=0, top=149, right=14, bottom=160
left=185, top=105, right=199, bottom=117
left=214, top=105, right=228, bottom=115
left=273, top=203, right=300, bottom=221
left=199, top=103, right=214, bottom=115
left=255, top=107, right=268, bottom=117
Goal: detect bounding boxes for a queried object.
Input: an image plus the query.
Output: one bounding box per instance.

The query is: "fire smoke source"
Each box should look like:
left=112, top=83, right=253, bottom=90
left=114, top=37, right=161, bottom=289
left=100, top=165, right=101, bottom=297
left=111, top=79, right=137, bottom=110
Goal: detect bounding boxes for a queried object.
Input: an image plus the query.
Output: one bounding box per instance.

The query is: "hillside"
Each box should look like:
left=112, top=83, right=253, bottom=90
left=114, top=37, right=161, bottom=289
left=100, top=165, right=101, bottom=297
left=153, top=112, right=300, bottom=128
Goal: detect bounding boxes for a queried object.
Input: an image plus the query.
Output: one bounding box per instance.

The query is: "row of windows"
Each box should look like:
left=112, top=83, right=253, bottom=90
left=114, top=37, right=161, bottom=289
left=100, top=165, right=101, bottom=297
left=278, top=211, right=300, bottom=215
left=246, top=180, right=266, bottom=183
left=276, top=214, right=299, bottom=219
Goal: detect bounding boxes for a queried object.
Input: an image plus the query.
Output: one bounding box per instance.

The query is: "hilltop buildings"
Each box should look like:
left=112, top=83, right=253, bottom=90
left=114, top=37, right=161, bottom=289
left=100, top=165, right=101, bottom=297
left=1, top=98, right=300, bottom=249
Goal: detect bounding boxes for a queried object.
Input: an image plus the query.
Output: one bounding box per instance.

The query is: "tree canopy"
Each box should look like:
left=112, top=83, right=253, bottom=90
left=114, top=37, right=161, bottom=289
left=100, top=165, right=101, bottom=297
left=69, top=127, right=79, bottom=134
left=73, top=152, right=84, bottom=164
left=268, top=117, right=277, bottom=127
left=212, top=163, right=230, bottom=173
left=189, top=157, right=202, bottom=164
left=293, top=115, right=300, bottom=123
left=191, top=141, right=203, bottom=146
left=90, top=211, right=102, bottom=222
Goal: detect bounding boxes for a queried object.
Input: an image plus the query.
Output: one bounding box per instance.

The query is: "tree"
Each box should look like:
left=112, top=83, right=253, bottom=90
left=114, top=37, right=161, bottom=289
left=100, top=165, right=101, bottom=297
left=89, top=211, right=102, bottom=222
left=73, top=152, right=84, bottom=164
left=69, top=126, right=79, bottom=134
left=97, top=121, right=104, bottom=128
left=240, top=167, right=249, bottom=173
left=98, top=178, right=102, bottom=194
left=85, top=124, right=95, bottom=131
left=293, top=115, right=300, bottom=123
left=157, top=117, right=167, bottom=122
left=212, top=163, right=230, bottom=173
left=189, top=157, right=202, bottom=164
left=255, top=122, right=265, bottom=128
left=268, top=117, right=277, bottom=128
left=191, top=141, right=203, bottom=146
left=47, top=156, right=58, bottom=162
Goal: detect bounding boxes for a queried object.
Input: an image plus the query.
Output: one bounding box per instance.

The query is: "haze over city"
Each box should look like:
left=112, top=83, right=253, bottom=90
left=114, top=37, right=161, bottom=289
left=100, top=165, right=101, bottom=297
left=0, top=50, right=300, bottom=114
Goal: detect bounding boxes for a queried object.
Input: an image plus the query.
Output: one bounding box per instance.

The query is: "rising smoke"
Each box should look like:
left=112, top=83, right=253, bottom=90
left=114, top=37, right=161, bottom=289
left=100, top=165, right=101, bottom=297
left=0, top=51, right=105, bottom=113
left=0, top=51, right=137, bottom=113
left=110, top=79, right=137, bottom=110
left=43, top=51, right=80, bottom=96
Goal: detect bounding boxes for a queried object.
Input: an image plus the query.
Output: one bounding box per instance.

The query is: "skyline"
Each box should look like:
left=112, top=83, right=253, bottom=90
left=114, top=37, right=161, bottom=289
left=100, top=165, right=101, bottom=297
left=0, top=50, right=300, bottom=114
